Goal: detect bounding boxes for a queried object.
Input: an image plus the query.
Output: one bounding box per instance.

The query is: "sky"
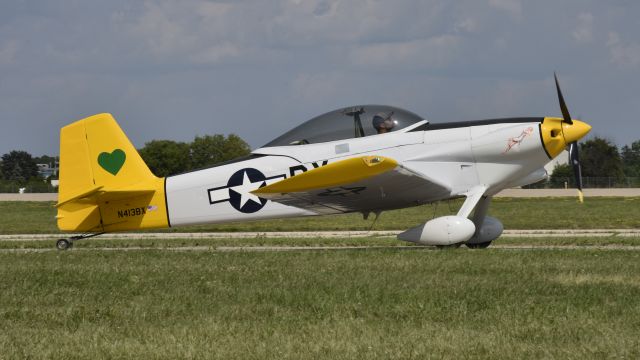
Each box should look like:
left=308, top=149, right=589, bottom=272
left=0, top=0, right=639, bottom=156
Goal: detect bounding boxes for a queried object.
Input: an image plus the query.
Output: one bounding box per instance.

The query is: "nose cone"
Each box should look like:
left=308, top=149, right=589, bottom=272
left=540, top=117, right=593, bottom=158
left=562, top=120, right=592, bottom=143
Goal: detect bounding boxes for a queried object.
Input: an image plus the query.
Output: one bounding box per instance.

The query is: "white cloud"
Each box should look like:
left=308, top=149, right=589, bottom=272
left=2, top=0, right=640, bottom=155
left=123, top=0, right=451, bottom=64
left=190, top=43, right=242, bottom=64
left=267, top=1, right=415, bottom=46
left=454, top=18, right=477, bottom=33
left=348, top=35, right=461, bottom=69
left=572, top=12, right=594, bottom=44
left=291, top=71, right=346, bottom=102
left=488, top=0, right=522, bottom=19
left=455, top=78, right=549, bottom=119
left=606, top=31, right=640, bottom=68
left=127, top=1, right=199, bottom=56
left=125, top=1, right=245, bottom=63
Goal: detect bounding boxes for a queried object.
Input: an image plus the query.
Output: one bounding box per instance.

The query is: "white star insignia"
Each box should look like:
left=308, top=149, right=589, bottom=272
left=229, top=171, right=265, bottom=208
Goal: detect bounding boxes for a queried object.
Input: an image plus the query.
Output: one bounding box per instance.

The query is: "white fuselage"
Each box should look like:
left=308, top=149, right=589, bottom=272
left=165, top=121, right=549, bottom=227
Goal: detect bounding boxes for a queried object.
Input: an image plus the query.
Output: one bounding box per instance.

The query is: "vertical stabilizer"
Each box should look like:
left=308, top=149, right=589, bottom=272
left=57, top=113, right=169, bottom=232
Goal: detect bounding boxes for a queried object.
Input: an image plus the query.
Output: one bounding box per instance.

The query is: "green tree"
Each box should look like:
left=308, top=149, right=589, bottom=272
left=139, top=140, right=191, bottom=177
left=621, top=140, right=640, bottom=178
left=139, top=134, right=251, bottom=177
left=221, top=134, right=251, bottom=161
left=549, top=163, right=574, bottom=188
left=579, top=137, right=624, bottom=180
left=1, top=151, right=39, bottom=183
left=189, top=134, right=251, bottom=170
left=190, top=135, right=227, bottom=169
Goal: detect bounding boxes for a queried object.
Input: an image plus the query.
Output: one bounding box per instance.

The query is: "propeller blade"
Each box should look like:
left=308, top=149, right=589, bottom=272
left=554, top=72, right=573, bottom=125
left=568, top=141, right=584, bottom=203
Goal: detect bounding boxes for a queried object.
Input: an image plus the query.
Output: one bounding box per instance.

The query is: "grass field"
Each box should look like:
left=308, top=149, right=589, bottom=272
left=2, top=198, right=639, bottom=358
left=1, top=197, right=639, bottom=234
left=2, top=235, right=640, bottom=250
left=1, top=247, right=640, bottom=359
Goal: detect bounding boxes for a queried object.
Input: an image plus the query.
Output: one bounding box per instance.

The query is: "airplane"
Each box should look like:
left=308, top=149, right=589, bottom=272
left=54, top=74, right=591, bottom=250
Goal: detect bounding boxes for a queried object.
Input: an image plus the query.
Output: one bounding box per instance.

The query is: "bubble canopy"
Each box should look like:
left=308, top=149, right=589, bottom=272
left=263, top=105, right=425, bottom=147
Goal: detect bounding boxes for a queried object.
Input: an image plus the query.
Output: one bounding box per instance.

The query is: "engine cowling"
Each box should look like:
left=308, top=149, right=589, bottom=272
left=467, top=216, right=503, bottom=244
left=506, top=168, right=548, bottom=188
left=398, top=216, right=476, bottom=246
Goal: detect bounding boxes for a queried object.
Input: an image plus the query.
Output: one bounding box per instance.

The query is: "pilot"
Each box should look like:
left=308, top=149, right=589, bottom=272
left=372, top=112, right=397, bottom=134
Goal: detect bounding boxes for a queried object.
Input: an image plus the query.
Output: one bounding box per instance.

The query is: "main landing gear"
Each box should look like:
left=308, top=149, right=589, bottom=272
left=55, top=233, right=104, bottom=251
left=436, top=243, right=463, bottom=249
left=435, top=242, right=492, bottom=249
left=466, top=241, right=492, bottom=249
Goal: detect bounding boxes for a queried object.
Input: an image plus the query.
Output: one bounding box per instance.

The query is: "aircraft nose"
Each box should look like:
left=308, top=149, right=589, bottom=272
left=562, top=120, right=592, bottom=143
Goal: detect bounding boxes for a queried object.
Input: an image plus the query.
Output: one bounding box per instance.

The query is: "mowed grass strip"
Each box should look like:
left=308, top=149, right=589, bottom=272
left=1, top=249, right=640, bottom=359
left=1, top=197, right=639, bottom=234
left=2, top=236, right=640, bottom=250
left=0, top=236, right=405, bottom=250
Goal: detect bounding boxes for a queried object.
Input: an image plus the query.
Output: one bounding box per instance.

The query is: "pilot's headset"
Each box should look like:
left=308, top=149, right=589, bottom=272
left=372, top=112, right=397, bottom=133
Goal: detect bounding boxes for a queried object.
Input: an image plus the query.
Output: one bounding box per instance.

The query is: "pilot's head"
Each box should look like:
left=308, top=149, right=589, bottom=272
left=372, top=112, right=397, bottom=134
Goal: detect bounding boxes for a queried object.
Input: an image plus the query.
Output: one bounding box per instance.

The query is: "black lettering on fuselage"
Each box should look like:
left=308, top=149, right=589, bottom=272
left=117, top=207, right=147, bottom=218
left=288, top=160, right=329, bottom=177
left=289, top=165, right=307, bottom=177
left=311, top=160, right=329, bottom=168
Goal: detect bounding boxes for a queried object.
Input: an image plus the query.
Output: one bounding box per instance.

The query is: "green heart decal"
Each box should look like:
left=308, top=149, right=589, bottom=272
left=98, top=149, right=126, bottom=175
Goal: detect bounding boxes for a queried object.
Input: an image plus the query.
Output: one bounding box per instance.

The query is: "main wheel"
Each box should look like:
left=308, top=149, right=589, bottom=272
left=56, top=239, right=71, bottom=251
left=466, top=241, right=492, bottom=249
left=436, top=243, right=463, bottom=249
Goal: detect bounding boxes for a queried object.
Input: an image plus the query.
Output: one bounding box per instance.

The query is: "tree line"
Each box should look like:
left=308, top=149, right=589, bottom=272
left=547, top=137, right=639, bottom=187
left=138, top=134, right=251, bottom=177
left=0, top=135, right=638, bottom=192
left=0, top=152, right=58, bottom=192
left=0, top=133, right=250, bottom=192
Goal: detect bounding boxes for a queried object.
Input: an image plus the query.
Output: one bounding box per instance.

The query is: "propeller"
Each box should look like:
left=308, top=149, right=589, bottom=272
left=554, top=73, right=584, bottom=203
left=568, top=142, right=584, bottom=203
left=554, top=73, right=573, bottom=125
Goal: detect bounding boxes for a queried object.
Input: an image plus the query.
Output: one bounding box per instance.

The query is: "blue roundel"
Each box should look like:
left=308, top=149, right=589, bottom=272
left=226, top=168, right=268, bottom=213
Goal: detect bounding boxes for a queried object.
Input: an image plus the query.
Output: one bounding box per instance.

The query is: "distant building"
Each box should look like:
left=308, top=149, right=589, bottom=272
left=36, top=163, right=58, bottom=179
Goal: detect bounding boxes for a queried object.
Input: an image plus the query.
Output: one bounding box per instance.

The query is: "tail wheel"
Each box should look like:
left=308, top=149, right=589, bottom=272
left=56, top=239, right=72, bottom=251
left=53, top=232, right=103, bottom=250
left=466, top=241, right=492, bottom=249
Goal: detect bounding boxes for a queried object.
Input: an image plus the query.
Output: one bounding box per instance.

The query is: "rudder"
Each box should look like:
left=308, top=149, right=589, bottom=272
left=57, top=113, right=169, bottom=232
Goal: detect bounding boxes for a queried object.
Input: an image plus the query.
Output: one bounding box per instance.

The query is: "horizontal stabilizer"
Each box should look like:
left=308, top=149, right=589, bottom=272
left=57, top=187, right=156, bottom=208
left=56, top=186, right=104, bottom=207
left=94, top=188, right=156, bottom=202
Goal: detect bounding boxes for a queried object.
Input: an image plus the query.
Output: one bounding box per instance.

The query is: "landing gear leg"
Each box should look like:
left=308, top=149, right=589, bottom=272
left=55, top=232, right=105, bottom=251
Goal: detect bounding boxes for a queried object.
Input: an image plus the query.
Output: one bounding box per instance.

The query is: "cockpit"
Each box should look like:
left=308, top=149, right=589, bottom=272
left=263, top=105, right=425, bottom=147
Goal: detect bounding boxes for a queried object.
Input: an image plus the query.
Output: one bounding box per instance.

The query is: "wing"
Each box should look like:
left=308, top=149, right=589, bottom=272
left=252, top=155, right=451, bottom=214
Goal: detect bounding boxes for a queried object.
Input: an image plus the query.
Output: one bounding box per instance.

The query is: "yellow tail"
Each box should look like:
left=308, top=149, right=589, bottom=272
left=56, top=113, right=169, bottom=232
